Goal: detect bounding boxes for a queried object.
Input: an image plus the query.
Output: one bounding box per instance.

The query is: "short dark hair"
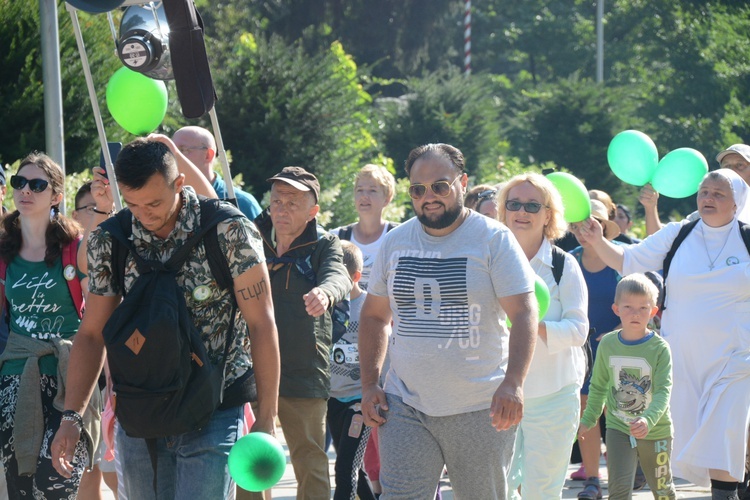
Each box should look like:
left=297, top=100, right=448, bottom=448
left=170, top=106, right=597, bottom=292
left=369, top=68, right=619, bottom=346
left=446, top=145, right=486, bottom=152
left=404, top=143, right=465, bottom=176
left=75, top=181, right=93, bottom=209
left=115, top=138, right=178, bottom=189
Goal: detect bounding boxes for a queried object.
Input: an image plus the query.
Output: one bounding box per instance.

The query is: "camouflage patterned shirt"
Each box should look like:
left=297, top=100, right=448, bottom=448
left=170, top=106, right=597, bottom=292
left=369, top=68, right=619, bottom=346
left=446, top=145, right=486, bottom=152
left=87, top=186, right=264, bottom=385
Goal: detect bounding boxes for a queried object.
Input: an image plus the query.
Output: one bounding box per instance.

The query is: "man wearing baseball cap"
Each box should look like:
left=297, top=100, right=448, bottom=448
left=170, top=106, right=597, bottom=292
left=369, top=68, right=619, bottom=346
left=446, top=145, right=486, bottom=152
left=716, top=144, right=750, bottom=185
left=254, top=166, right=352, bottom=499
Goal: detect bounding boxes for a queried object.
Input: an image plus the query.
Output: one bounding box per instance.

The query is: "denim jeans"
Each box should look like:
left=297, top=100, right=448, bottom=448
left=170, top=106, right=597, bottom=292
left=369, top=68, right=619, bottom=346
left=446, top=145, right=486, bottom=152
left=116, top=405, right=243, bottom=499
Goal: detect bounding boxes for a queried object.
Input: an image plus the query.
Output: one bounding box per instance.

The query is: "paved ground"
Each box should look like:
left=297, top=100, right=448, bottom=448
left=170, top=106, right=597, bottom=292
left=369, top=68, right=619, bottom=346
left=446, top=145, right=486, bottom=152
left=97, top=426, right=713, bottom=499
left=266, top=428, right=713, bottom=499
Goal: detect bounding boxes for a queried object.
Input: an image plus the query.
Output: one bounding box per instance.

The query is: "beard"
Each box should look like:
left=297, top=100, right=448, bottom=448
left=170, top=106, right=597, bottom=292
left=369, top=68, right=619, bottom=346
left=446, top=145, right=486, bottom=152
left=417, top=199, right=463, bottom=230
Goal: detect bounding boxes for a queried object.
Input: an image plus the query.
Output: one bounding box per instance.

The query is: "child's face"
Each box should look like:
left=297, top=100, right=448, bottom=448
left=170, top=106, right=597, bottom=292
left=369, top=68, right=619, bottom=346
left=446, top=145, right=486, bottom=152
left=612, top=292, right=658, bottom=333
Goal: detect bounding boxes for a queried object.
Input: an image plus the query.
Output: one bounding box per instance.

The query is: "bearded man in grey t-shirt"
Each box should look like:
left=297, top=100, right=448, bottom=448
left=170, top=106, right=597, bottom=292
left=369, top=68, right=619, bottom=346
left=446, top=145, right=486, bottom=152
left=359, top=143, right=538, bottom=499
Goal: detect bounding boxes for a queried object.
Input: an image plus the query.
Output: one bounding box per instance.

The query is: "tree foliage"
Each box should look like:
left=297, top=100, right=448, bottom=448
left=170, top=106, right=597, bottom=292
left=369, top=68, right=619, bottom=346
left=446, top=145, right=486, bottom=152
left=1, top=0, right=749, bottom=225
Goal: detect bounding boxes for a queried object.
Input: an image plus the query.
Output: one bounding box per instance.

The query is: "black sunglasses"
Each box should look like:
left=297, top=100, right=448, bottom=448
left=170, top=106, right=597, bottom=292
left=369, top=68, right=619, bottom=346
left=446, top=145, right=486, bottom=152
left=10, top=175, right=49, bottom=193
left=409, top=175, right=461, bottom=200
left=505, top=200, right=546, bottom=214
left=477, top=189, right=497, bottom=200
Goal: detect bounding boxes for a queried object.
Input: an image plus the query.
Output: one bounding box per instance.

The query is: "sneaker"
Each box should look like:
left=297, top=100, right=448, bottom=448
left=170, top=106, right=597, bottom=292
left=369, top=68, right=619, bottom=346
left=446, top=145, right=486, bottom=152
left=577, top=478, right=603, bottom=500
left=570, top=465, right=587, bottom=481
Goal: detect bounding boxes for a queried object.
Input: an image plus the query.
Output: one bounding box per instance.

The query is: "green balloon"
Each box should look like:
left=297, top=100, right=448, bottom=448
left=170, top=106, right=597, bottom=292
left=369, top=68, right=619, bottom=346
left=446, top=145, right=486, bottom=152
left=546, top=172, right=591, bottom=223
left=106, top=67, right=168, bottom=135
left=507, top=274, right=551, bottom=327
left=650, top=148, right=708, bottom=198
left=607, top=130, right=659, bottom=186
left=228, top=432, right=286, bottom=492
left=534, top=274, right=551, bottom=319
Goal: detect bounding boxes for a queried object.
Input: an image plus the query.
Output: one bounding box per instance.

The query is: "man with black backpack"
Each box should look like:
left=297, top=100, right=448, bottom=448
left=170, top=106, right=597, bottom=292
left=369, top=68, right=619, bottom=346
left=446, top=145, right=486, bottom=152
left=51, top=138, right=280, bottom=499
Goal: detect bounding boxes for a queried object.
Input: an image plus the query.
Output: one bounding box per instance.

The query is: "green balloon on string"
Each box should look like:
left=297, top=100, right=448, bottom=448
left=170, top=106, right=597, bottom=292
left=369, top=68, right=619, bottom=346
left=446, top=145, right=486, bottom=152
left=106, top=67, right=168, bottom=135
left=546, top=172, right=590, bottom=223
left=228, top=433, right=286, bottom=492
left=650, top=148, right=708, bottom=198
left=607, top=130, right=659, bottom=186
left=507, top=275, right=551, bottom=327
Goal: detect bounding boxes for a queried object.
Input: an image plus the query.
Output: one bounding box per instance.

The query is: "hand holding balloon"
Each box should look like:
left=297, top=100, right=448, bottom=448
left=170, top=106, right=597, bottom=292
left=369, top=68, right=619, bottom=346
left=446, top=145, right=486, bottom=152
left=638, top=184, right=659, bottom=210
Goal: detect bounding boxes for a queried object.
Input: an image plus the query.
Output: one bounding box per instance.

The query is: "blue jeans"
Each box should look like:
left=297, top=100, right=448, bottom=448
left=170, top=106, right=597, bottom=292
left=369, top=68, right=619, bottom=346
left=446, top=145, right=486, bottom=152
left=116, top=405, right=243, bottom=499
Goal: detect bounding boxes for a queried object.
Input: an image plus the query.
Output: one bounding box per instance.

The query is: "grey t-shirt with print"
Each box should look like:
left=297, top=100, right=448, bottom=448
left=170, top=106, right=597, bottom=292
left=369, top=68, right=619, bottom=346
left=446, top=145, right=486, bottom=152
left=368, top=211, right=535, bottom=417
left=330, top=292, right=366, bottom=400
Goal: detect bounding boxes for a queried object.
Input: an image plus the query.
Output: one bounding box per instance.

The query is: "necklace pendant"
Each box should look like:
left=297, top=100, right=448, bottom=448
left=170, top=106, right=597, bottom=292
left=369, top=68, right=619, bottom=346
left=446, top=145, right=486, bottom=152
left=709, top=263, right=715, bottom=270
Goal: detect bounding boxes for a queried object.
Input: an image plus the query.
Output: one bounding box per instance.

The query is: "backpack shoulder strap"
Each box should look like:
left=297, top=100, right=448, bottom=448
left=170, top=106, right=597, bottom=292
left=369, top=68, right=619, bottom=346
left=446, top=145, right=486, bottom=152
left=198, top=197, right=242, bottom=293
left=659, top=218, right=700, bottom=311
left=62, top=237, right=85, bottom=319
left=550, top=245, right=566, bottom=286
left=100, top=209, right=135, bottom=295
left=386, top=221, right=400, bottom=232
left=663, top=219, right=700, bottom=283
left=739, top=220, right=750, bottom=255
left=338, top=224, right=354, bottom=241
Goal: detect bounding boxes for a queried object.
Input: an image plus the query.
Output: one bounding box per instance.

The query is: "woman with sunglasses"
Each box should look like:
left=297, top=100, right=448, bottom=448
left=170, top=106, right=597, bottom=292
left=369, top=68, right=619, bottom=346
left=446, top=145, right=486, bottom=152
left=497, top=173, right=589, bottom=499
left=0, top=153, right=96, bottom=499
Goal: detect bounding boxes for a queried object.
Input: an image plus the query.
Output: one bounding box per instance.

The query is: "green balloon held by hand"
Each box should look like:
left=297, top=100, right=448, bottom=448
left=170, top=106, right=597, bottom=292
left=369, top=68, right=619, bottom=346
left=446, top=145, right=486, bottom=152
left=607, top=130, right=659, bottom=186
left=106, top=67, right=168, bottom=135
left=650, top=148, right=708, bottom=198
left=546, top=172, right=590, bottom=223
left=228, top=432, right=286, bottom=492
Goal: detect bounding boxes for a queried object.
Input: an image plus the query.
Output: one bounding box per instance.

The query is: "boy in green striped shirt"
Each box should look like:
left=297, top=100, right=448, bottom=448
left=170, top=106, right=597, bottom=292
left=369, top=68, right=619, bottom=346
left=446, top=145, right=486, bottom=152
left=579, top=274, right=676, bottom=500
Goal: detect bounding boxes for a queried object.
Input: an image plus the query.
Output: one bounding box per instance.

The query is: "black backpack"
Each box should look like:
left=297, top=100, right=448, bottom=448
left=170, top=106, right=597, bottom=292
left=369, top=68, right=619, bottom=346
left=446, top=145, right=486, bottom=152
left=100, top=197, right=242, bottom=439
left=551, top=245, right=595, bottom=381
left=337, top=221, right=400, bottom=242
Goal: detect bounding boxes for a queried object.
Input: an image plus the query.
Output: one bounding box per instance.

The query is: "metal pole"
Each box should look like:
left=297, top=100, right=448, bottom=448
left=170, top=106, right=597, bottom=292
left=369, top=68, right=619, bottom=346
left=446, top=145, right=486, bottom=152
left=209, top=107, right=236, bottom=200
left=464, top=0, right=472, bottom=76
left=40, top=0, right=66, bottom=212
left=66, top=4, right=123, bottom=210
left=596, top=0, right=604, bottom=83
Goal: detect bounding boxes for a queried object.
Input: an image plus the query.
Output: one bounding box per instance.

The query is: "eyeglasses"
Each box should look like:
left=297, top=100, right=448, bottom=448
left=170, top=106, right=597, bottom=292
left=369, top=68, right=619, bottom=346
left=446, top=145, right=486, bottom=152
left=10, top=175, right=49, bottom=193
left=177, top=146, right=208, bottom=155
left=505, top=200, right=546, bottom=213
left=74, top=204, right=96, bottom=213
left=477, top=189, right=497, bottom=200
left=409, top=175, right=462, bottom=200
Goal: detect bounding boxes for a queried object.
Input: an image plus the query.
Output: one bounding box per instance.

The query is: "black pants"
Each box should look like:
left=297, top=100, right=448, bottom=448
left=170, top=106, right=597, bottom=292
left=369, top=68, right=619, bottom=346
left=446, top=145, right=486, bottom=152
left=0, top=374, right=88, bottom=500
left=326, top=397, right=375, bottom=500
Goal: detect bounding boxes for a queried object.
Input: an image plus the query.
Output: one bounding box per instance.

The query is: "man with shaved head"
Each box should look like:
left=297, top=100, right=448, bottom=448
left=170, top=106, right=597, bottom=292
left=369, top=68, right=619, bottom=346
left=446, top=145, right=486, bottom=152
left=173, top=126, right=262, bottom=219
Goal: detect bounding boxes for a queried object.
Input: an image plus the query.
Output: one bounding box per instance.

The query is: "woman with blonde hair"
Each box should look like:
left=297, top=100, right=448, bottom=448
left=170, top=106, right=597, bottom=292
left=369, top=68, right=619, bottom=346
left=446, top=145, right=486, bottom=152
left=498, top=173, right=589, bottom=499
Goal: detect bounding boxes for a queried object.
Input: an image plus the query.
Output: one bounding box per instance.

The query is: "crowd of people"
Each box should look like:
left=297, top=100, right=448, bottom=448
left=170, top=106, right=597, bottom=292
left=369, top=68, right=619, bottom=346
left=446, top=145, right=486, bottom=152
left=0, top=132, right=748, bottom=500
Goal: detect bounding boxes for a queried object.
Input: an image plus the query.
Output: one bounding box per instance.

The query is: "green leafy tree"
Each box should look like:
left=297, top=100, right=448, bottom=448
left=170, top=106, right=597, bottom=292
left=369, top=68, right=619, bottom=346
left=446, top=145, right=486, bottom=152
left=211, top=31, right=383, bottom=227
left=0, top=2, right=125, bottom=169
left=377, top=68, right=506, bottom=181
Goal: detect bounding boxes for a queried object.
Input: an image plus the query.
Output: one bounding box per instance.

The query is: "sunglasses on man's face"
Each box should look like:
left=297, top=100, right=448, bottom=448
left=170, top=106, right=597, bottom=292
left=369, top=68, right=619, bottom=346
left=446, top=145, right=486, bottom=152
left=10, top=175, right=49, bottom=193
left=409, top=175, right=461, bottom=200
left=504, top=200, right=546, bottom=214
